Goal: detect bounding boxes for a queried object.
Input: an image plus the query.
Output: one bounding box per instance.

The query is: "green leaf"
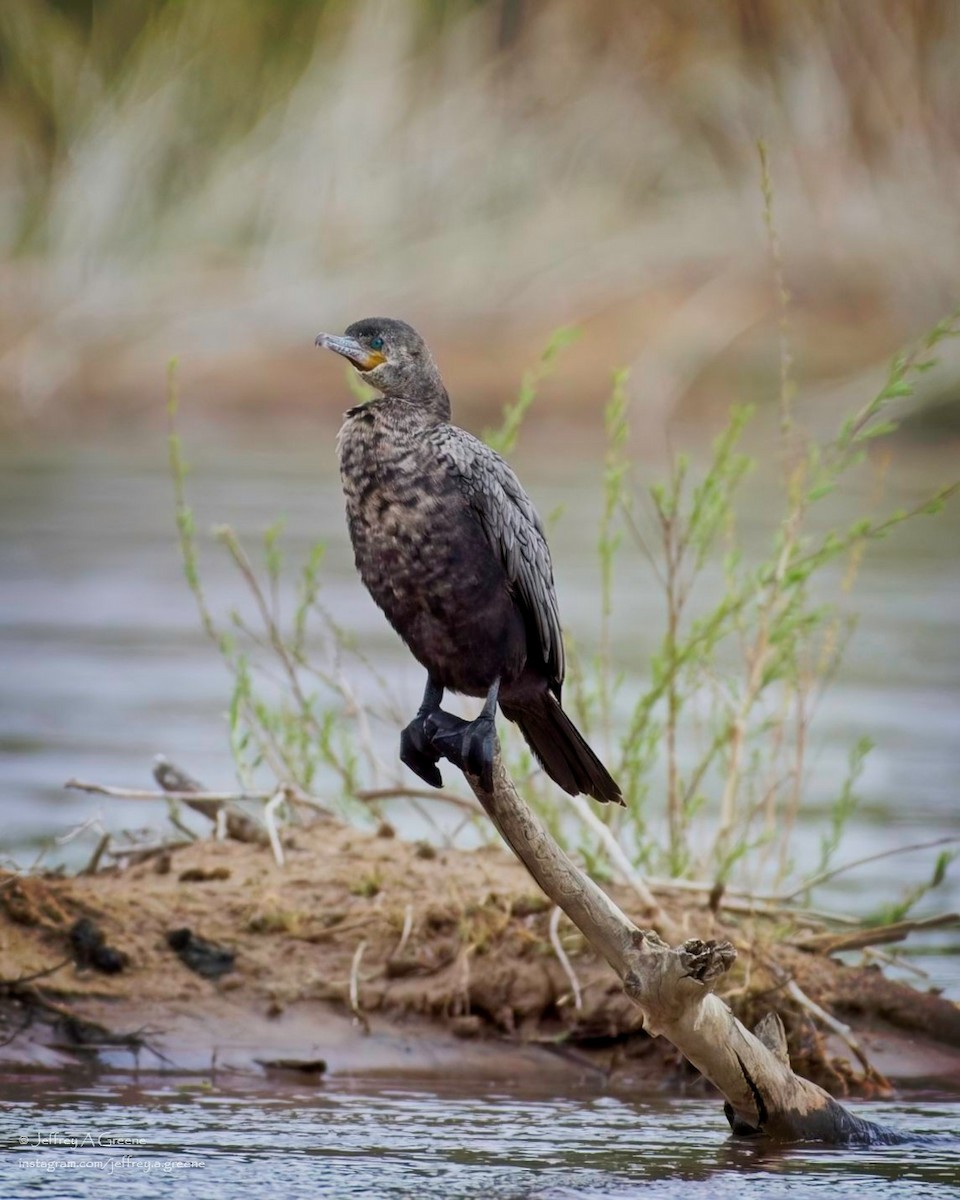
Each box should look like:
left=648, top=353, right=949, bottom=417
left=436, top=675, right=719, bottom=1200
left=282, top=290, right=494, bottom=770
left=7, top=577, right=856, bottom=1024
left=853, top=420, right=899, bottom=442
left=484, top=326, right=581, bottom=454
left=879, top=380, right=913, bottom=401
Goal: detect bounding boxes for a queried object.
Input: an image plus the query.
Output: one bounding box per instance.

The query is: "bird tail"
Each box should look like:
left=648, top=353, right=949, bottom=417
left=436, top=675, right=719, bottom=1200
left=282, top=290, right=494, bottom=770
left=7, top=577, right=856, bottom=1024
left=501, top=692, right=623, bottom=805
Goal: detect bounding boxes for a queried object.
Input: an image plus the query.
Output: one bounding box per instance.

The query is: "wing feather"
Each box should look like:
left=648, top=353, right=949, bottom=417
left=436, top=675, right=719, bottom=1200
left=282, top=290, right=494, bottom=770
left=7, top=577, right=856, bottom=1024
left=434, top=427, right=565, bottom=686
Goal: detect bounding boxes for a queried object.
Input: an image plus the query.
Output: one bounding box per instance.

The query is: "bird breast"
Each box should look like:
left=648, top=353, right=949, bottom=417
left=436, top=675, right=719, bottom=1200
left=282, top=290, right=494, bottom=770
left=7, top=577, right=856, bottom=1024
left=336, top=402, right=526, bottom=692
left=337, top=404, right=448, bottom=545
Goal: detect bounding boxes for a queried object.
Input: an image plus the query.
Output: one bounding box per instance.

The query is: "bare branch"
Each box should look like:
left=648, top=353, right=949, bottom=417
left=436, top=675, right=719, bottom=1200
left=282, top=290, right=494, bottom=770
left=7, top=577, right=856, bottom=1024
left=66, top=779, right=266, bottom=805
left=354, top=786, right=480, bottom=813
left=453, top=749, right=898, bottom=1143
left=794, top=912, right=959, bottom=955
left=81, top=833, right=112, bottom=876
left=784, top=979, right=878, bottom=1081
left=782, top=836, right=960, bottom=902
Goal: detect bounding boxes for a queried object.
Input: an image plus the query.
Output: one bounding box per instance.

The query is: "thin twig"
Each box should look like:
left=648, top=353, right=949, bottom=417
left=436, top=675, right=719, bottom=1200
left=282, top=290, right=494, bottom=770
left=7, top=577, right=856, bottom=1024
left=165, top=803, right=199, bottom=843
left=217, top=525, right=393, bottom=799
left=549, top=905, right=583, bottom=1012
left=349, top=940, right=369, bottom=1033
left=215, top=526, right=324, bottom=742
left=354, top=786, right=480, bottom=813
left=862, top=947, right=929, bottom=981
left=282, top=788, right=333, bottom=816
left=55, top=815, right=105, bottom=846
left=0, top=958, right=72, bottom=988
left=263, top=790, right=286, bottom=868
left=295, top=916, right=379, bottom=944
left=785, top=979, right=878, bottom=1080
left=393, top=904, right=414, bottom=960
left=642, top=875, right=862, bottom=925
left=67, top=779, right=274, bottom=804
left=619, top=501, right=667, bottom=588
left=644, top=870, right=863, bottom=923
left=82, top=833, right=112, bottom=876
left=782, top=837, right=960, bottom=903
left=794, top=913, right=959, bottom=955
left=67, top=776, right=328, bottom=823
left=334, top=662, right=386, bottom=787
left=106, top=839, right=192, bottom=862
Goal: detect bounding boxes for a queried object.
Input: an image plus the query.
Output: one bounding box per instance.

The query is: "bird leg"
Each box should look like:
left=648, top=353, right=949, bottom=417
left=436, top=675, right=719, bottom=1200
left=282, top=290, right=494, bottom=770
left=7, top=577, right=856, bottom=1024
left=424, top=678, right=500, bottom=794
left=399, top=677, right=446, bottom=789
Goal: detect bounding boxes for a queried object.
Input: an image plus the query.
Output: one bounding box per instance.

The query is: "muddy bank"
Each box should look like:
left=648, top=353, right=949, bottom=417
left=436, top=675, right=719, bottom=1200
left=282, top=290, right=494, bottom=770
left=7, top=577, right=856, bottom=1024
left=2, top=820, right=958, bottom=1095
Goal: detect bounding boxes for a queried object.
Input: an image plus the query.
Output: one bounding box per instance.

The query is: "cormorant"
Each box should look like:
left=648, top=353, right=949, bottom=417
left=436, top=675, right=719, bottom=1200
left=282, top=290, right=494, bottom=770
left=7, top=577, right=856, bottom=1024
left=316, top=317, right=622, bottom=805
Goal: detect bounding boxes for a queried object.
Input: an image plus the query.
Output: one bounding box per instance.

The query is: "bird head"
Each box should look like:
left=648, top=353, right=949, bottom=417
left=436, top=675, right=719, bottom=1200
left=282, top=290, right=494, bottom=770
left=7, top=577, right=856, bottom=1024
left=315, top=317, right=447, bottom=409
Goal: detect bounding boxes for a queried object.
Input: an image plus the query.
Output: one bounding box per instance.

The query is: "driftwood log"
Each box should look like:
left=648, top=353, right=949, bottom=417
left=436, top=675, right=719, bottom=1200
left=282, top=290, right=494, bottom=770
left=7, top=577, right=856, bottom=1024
left=443, top=746, right=902, bottom=1145
left=152, top=756, right=267, bottom=845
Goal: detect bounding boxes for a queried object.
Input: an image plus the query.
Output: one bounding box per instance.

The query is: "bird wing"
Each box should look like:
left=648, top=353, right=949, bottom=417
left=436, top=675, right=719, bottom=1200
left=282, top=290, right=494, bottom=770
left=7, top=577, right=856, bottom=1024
left=434, top=426, right=565, bottom=687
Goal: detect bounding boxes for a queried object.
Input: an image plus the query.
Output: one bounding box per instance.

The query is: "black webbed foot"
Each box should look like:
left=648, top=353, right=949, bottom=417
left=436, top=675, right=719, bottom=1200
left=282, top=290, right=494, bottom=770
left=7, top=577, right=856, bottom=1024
left=424, top=710, right=498, bottom=793
left=400, top=713, right=444, bottom=789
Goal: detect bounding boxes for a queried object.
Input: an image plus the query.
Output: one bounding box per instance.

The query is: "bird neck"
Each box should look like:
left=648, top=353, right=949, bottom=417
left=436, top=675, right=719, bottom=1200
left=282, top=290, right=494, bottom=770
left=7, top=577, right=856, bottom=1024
left=366, top=387, right=452, bottom=427
left=417, top=384, right=451, bottom=423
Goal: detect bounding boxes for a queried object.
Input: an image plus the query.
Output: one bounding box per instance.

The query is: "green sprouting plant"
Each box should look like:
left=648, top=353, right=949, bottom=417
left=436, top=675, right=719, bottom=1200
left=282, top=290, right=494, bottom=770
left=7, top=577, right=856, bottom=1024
left=167, top=304, right=958, bottom=910
left=813, top=736, right=873, bottom=887
left=550, top=149, right=960, bottom=893
left=597, top=367, right=631, bottom=740
left=166, top=362, right=408, bottom=821
left=483, top=326, right=580, bottom=455
left=599, top=321, right=956, bottom=888
left=869, top=850, right=958, bottom=927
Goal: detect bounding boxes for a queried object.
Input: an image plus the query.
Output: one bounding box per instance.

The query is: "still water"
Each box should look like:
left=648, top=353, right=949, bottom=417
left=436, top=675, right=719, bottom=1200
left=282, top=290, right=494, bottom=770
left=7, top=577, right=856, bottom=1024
left=1, top=1074, right=959, bottom=1199
left=1, top=439, right=959, bottom=1196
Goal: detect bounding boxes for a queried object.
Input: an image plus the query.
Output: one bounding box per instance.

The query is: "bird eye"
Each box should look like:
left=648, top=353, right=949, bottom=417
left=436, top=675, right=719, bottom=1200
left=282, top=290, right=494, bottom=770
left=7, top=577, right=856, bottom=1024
left=370, top=337, right=384, bottom=351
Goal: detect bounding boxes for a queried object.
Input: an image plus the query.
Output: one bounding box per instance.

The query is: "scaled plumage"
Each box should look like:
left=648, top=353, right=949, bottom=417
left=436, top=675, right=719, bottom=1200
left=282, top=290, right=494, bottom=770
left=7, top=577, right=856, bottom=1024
left=317, top=317, right=621, bottom=804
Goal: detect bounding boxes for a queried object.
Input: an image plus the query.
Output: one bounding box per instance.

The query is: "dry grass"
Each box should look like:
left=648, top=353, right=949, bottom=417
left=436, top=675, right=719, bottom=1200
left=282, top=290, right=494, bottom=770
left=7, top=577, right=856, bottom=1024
left=1, top=0, right=958, bottom=429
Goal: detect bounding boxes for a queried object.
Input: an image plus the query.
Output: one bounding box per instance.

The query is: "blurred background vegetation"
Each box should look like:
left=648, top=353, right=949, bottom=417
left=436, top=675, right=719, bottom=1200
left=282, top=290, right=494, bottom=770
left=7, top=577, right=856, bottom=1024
left=1, top=0, right=958, bottom=445
left=1, top=3, right=958, bottom=964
